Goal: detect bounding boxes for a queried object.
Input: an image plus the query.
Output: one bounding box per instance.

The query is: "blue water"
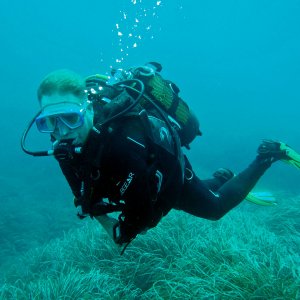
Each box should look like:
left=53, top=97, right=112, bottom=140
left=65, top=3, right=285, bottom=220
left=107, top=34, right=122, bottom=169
left=0, top=0, right=299, bottom=259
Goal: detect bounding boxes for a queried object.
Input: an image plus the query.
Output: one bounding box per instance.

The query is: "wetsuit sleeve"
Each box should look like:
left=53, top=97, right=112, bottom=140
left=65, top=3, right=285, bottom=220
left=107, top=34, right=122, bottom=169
left=58, top=159, right=82, bottom=199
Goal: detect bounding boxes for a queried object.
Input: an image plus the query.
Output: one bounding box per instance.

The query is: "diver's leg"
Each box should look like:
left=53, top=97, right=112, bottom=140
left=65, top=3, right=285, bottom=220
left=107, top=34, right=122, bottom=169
left=177, top=157, right=271, bottom=220
left=215, top=158, right=271, bottom=215
left=177, top=140, right=285, bottom=220
left=202, top=168, right=234, bottom=191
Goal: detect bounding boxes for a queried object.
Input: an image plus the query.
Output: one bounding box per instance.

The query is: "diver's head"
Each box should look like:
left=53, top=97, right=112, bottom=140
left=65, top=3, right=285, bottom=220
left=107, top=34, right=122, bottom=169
left=36, top=70, right=94, bottom=145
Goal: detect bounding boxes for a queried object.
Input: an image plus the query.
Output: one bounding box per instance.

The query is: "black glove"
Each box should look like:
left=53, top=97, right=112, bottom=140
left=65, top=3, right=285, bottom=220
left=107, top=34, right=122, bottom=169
left=113, top=219, right=138, bottom=245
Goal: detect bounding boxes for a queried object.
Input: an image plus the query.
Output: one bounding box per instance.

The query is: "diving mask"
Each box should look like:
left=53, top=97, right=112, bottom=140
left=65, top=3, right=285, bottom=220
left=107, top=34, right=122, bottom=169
left=35, top=102, right=89, bottom=133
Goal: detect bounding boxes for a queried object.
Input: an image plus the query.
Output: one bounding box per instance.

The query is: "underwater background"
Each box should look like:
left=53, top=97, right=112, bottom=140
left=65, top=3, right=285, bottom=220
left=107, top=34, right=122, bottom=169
left=0, top=0, right=299, bottom=298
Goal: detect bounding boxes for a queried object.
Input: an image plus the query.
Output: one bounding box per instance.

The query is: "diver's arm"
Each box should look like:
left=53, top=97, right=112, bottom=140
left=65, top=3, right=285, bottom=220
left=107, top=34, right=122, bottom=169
left=58, top=159, right=82, bottom=198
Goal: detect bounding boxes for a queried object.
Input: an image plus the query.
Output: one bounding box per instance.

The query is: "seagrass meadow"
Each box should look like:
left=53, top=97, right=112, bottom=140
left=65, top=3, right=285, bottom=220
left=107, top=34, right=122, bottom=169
left=1, top=194, right=299, bottom=299
left=1, top=1, right=300, bottom=299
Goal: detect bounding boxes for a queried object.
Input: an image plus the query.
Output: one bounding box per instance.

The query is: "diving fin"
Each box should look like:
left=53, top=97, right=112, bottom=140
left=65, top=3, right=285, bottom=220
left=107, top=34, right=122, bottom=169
left=246, top=191, right=277, bottom=206
left=258, top=139, right=300, bottom=169
left=279, top=142, right=300, bottom=169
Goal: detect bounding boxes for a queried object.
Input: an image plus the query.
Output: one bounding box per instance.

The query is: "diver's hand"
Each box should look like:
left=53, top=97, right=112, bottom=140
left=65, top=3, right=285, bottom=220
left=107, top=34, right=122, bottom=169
left=113, top=221, right=137, bottom=245
left=95, top=215, right=120, bottom=241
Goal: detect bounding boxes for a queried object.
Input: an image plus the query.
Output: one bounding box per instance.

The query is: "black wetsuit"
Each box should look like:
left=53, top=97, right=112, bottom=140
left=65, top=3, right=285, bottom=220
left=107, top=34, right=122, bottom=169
left=176, top=157, right=270, bottom=220
left=58, top=111, right=184, bottom=243
left=57, top=91, right=271, bottom=243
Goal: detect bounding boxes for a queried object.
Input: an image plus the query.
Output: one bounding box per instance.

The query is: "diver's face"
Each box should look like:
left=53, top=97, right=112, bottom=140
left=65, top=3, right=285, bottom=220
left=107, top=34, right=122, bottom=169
left=40, top=93, right=94, bottom=145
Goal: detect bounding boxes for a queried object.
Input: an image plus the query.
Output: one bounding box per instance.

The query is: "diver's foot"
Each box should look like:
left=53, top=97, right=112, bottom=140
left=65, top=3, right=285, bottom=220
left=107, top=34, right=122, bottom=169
left=257, top=139, right=289, bottom=163
left=213, top=168, right=235, bottom=183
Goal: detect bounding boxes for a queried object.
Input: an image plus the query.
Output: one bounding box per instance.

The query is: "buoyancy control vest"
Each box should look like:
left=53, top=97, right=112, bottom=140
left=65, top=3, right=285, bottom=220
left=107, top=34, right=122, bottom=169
left=80, top=86, right=185, bottom=218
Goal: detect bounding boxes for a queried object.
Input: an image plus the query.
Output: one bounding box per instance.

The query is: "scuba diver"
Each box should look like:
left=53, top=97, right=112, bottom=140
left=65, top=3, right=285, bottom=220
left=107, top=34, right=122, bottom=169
left=21, top=63, right=300, bottom=253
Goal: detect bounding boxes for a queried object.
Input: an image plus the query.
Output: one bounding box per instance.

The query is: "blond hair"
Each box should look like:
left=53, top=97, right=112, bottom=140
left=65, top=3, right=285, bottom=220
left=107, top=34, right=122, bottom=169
left=37, top=69, right=86, bottom=103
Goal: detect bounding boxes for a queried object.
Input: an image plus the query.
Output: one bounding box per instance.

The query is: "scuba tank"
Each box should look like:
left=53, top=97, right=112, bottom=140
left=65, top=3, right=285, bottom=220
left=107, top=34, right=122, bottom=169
left=85, top=62, right=202, bottom=149
left=130, top=63, right=202, bottom=148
